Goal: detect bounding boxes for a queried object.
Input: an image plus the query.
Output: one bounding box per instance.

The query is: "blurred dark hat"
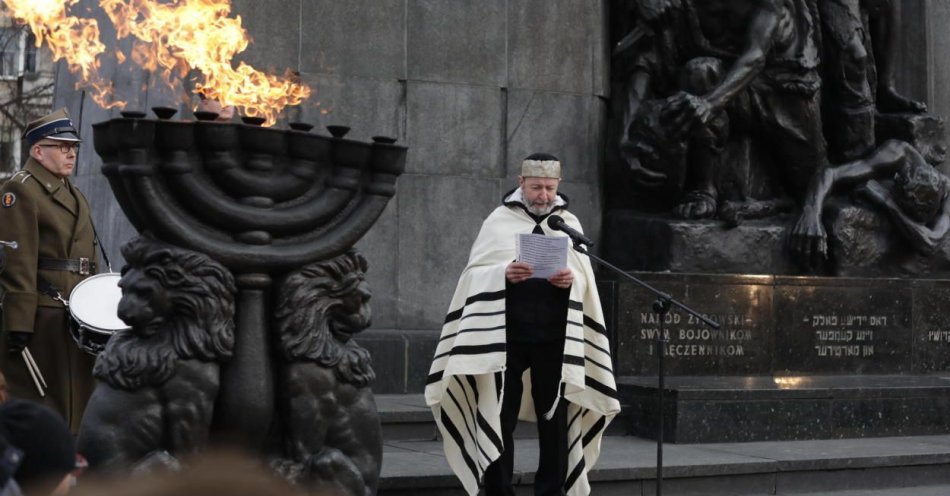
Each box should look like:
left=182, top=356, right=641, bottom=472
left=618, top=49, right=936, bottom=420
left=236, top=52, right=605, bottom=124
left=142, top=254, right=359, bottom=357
left=23, top=108, right=81, bottom=146
left=0, top=399, right=76, bottom=492
left=0, top=436, right=22, bottom=489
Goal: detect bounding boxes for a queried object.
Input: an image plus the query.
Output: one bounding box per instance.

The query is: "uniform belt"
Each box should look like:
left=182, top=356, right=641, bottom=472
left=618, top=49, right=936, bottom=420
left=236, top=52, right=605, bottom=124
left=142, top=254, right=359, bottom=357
left=37, top=257, right=96, bottom=276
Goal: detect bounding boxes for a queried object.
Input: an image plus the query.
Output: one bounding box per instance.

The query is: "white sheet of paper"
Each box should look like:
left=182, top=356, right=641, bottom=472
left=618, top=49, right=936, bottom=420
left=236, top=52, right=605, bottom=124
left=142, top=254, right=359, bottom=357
left=516, top=233, right=568, bottom=279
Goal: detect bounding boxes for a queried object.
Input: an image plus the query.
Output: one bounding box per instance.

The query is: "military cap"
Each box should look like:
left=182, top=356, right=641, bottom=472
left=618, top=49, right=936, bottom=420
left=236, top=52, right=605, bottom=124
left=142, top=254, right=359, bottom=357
left=521, top=152, right=561, bottom=179
left=23, top=108, right=81, bottom=146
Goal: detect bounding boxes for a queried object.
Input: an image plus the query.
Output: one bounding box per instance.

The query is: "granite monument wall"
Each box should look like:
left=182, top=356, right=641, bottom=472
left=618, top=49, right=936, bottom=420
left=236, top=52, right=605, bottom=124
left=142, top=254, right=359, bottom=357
left=46, top=1, right=950, bottom=394
left=50, top=0, right=609, bottom=394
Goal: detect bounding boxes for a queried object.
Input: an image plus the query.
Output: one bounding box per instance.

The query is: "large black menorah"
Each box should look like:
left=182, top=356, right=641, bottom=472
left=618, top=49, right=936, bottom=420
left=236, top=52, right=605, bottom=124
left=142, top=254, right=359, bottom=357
left=90, top=110, right=405, bottom=456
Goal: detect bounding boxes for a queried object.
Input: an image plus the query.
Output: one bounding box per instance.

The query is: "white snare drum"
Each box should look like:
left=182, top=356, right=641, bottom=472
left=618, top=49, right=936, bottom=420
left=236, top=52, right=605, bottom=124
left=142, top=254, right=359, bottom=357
left=68, top=273, right=129, bottom=355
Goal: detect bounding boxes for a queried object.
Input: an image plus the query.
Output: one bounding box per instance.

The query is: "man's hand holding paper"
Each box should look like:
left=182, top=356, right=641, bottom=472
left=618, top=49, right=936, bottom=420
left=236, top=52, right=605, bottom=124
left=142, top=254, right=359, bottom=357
left=513, top=233, right=571, bottom=287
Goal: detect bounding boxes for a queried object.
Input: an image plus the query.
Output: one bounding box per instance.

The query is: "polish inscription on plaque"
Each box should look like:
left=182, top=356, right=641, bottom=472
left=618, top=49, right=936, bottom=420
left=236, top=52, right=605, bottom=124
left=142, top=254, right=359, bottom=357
left=774, top=278, right=912, bottom=374
left=615, top=273, right=773, bottom=376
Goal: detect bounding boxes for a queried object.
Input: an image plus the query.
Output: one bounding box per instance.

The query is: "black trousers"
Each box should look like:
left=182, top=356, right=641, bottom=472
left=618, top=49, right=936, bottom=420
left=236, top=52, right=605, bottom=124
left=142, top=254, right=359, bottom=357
left=483, top=339, right=567, bottom=496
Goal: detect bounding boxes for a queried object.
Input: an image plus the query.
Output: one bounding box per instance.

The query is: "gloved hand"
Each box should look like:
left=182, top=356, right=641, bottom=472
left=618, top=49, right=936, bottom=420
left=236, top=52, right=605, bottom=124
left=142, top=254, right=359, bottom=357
left=6, top=331, right=31, bottom=354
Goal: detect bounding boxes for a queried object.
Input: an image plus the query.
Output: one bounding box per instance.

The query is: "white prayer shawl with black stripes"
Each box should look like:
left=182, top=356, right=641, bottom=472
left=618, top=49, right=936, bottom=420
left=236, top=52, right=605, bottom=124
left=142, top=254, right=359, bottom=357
left=425, top=203, right=621, bottom=496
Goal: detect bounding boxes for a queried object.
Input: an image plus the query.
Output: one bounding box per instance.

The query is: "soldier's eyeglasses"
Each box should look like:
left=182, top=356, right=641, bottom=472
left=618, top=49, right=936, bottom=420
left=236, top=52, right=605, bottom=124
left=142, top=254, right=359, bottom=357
left=37, top=143, right=80, bottom=153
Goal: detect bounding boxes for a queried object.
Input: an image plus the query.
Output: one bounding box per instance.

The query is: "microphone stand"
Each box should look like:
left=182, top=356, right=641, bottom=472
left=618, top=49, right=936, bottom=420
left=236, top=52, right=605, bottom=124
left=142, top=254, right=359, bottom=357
left=570, top=240, right=719, bottom=496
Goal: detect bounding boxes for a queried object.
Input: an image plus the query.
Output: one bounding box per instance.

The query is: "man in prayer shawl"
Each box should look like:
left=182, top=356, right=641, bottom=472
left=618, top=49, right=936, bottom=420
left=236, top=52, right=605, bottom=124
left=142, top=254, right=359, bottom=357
left=425, top=153, right=620, bottom=496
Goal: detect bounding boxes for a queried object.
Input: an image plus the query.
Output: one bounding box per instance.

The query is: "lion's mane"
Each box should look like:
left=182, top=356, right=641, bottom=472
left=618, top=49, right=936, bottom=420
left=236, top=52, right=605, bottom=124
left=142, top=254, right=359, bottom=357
left=275, top=250, right=375, bottom=387
left=94, top=237, right=236, bottom=390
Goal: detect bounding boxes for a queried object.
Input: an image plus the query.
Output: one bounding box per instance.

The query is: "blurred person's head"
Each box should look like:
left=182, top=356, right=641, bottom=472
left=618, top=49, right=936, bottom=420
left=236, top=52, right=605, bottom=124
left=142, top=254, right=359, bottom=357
left=0, top=399, right=78, bottom=496
left=0, top=435, right=23, bottom=495
left=71, top=451, right=316, bottom=496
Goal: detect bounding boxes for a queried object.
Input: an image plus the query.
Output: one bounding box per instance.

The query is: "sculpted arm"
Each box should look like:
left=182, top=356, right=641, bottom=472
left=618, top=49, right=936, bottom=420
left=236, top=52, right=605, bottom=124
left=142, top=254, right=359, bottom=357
left=704, top=2, right=780, bottom=110
left=791, top=141, right=911, bottom=259
left=667, top=1, right=781, bottom=129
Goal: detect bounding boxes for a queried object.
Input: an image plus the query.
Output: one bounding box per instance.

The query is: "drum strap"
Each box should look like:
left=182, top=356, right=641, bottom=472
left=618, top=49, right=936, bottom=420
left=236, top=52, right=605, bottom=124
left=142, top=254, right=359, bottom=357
left=36, top=277, right=68, bottom=306
left=90, top=220, right=112, bottom=273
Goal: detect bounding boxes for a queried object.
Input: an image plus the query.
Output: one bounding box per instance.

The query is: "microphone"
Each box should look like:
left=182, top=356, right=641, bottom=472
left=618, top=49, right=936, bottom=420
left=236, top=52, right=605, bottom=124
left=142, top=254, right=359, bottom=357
left=547, top=215, right=594, bottom=247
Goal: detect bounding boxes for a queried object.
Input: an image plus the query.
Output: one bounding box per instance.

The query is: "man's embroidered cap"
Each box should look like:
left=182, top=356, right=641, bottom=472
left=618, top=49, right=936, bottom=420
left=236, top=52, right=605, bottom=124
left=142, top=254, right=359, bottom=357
left=23, top=108, right=81, bottom=146
left=521, top=152, right=561, bottom=179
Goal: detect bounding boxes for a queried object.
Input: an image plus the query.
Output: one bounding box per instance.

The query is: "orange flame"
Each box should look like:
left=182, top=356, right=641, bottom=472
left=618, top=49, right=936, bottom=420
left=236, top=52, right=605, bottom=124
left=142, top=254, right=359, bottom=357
left=1, top=0, right=124, bottom=109
left=100, top=0, right=310, bottom=126
left=3, top=0, right=311, bottom=126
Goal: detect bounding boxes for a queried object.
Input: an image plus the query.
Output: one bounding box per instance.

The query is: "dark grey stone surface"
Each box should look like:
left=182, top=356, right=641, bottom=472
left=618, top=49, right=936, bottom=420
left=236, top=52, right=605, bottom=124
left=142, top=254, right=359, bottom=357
left=377, top=432, right=950, bottom=494
left=619, top=375, right=950, bottom=443
left=356, top=200, right=399, bottom=329
left=232, top=0, right=301, bottom=71
left=559, top=181, right=602, bottom=245
left=931, top=2, right=950, bottom=170
left=913, top=280, right=950, bottom=372
left=405, top=82, right=504, bottom=177
left=406, top=0, right=507, bottom=86
left=404, top=330, right=440, bottom=393
left=832, top=395, right=950, bottom=439
left=357, top=330, right=440, bottom=395
left=299, top=0, right=406, bottom=79
left=360, top=330, right=408, bottom=394
left=774, top=277, right=912, bottom=374
left=396, top=176, right=503, bottom=329
left=296, top=74, right=406, bottom=143
left=508, top=0, right=600, bottom=94
left=505, top=90, right=602, bottom=183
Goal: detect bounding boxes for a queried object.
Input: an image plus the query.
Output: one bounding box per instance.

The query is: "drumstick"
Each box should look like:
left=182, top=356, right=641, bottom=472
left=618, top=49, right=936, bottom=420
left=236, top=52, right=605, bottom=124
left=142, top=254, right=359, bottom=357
left=23, top=347, right=47, bottom=389
left=20, top=349, right=45, bottom=397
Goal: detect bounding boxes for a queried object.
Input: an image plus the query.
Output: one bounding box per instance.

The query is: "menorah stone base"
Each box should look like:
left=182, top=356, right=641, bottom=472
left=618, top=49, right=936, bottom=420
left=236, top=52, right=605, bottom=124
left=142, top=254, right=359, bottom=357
left=604, top=272, right=950, bottom=443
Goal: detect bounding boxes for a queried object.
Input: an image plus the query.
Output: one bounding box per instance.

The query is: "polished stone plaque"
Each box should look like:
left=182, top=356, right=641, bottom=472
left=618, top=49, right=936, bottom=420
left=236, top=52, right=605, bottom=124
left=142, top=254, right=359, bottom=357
left=614, top=273, right=774, bottom=376
left=774, top=277, right=912, bottom=374
left=611, top=273, right=950, bottom=376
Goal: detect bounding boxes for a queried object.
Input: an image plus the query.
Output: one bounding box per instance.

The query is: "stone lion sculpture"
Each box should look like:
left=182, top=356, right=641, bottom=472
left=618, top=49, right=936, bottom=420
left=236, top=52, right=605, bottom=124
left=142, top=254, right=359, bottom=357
left=77, top=236, right=236, bottom=471
left=272, top=250, right=381, bottom=496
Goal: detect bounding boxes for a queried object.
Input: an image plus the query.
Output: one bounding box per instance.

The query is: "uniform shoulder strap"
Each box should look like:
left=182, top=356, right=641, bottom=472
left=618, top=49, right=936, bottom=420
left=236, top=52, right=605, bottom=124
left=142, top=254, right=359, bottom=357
left=5, top=170, right=33, bottom=185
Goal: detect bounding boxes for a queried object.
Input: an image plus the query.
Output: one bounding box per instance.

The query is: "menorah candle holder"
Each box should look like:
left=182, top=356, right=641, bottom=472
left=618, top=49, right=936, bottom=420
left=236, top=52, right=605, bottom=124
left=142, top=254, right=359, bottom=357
left=93, top=113, right=406, bottom=447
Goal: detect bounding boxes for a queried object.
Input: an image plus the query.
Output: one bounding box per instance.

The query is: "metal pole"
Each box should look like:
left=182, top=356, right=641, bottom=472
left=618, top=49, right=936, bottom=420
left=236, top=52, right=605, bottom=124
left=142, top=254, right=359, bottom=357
left=654, top=297, right=671, bottom=496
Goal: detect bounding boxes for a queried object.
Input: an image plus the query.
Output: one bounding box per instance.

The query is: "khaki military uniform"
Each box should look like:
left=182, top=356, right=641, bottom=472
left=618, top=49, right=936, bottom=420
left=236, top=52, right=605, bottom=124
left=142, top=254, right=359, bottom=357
left=0, top=158, right=97, bottom=432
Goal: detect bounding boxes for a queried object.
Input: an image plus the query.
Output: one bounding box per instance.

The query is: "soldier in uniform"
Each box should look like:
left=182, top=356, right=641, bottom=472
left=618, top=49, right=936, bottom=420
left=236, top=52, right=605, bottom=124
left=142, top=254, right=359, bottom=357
left=0, top=108, right=98, bottom=432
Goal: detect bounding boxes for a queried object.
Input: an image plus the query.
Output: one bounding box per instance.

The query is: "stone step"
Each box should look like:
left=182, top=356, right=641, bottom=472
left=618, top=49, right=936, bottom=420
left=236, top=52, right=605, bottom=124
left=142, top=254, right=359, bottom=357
left=375, top=393, right=631, bottom=442
left=776, top=488, right=950, bottom=496
left=619, top=374, right=950, bottom=443
left=378, top=434, right=950, bottom=495
left=376, top=394, right=439, bottom=442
